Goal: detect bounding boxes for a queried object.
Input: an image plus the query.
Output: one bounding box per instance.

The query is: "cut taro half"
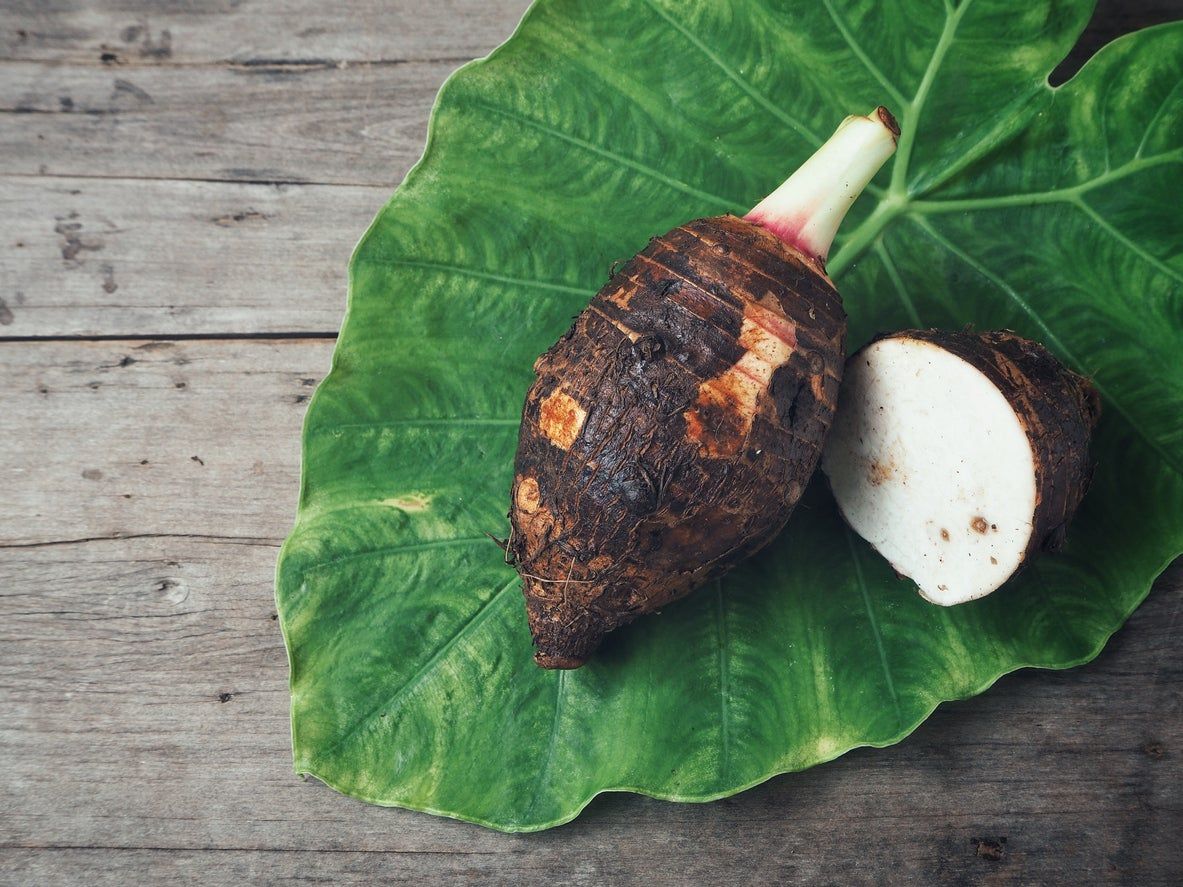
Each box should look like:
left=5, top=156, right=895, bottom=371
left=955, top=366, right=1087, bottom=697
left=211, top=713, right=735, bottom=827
left=821, top=329, right=1100, bottom=606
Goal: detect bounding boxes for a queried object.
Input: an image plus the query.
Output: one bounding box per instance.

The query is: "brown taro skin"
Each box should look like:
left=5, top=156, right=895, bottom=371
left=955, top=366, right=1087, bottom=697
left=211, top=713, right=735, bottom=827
left=508, top=214, right=846, bottom=669
left=885, top=328, right=1101, bottom=561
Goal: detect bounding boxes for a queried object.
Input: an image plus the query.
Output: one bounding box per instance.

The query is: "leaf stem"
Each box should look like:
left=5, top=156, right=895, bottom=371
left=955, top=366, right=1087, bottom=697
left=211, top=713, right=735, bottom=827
left=745, top=107, right=899, bottom=265
left=909, top=148, right=1183, bottom=213
left=825, top=194, right=906, bottom=277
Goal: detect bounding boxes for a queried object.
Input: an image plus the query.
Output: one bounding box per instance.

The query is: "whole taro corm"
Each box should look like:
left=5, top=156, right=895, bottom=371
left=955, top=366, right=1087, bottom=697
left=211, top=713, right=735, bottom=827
left=509, top=108, right=900, bottom=668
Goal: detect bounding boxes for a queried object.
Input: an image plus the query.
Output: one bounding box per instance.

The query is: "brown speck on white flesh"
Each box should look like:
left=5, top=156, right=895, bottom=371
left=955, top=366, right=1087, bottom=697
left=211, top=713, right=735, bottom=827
left=821, top=329, right=1099, bottom=607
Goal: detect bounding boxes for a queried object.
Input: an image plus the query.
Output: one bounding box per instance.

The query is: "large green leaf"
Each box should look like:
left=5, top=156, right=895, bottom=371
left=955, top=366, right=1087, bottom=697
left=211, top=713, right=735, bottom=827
left=277, top=0, right=1183, bottom=831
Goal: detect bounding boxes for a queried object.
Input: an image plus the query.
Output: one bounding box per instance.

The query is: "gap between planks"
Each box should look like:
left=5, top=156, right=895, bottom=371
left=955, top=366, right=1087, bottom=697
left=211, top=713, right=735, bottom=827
left=0, top=57, right=475, bottom=71
left=0, top=332, right=338, bottom=344
left=0, top=169, right=391, bottom=190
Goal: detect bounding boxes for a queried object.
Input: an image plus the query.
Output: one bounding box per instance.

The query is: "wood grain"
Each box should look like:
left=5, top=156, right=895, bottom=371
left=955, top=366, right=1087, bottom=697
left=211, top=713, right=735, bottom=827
left=0, top=177, right=381, bottom=337
left=0, top=340, right=327, bottom=543
left=2, top=0, right=533, bottom=65
left=1, top=59, right=456, bottom=186
left=2, top=3, right=531, bottom=340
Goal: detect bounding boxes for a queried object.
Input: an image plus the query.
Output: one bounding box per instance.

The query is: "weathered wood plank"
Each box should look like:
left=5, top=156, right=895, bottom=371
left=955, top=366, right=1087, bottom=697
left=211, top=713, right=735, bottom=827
left=0, top=340, right=329, bottom=542
left=1, top=59, right=453, bottom=186
left=1, top=0, right=532, bottom=65
left=0, top=848, right=525, bottom=887
left=0, top=178, right=379, bottom=336
left=5, top=723, right=1178, bottom=887
left=0, top=340, right=1180, bottom=883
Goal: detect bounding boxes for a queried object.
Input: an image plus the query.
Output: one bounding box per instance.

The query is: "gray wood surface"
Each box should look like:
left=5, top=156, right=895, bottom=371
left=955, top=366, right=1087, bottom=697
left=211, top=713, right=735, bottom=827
left=2, top=59, right=455, bottom=185
left=2, top=1, right=1180, bottom=885
left=0, top=178, right=383, bottom=335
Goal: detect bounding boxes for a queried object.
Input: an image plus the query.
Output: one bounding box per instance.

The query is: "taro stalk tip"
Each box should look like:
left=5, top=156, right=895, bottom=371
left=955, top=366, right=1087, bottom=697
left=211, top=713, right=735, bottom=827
left=744, top=105, right=899, bottom=267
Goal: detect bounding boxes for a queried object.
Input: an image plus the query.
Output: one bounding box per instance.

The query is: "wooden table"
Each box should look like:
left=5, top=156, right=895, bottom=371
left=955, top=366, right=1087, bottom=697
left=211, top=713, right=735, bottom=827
left=2, top=1, right=1180, bottom=883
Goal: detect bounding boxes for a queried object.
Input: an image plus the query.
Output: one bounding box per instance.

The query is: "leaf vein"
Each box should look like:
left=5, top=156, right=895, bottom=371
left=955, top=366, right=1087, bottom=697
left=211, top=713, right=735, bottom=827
left=373, top=259, right=594, bottom=297
left=638, top=0, right=823, bottom=146
left=472, top=102, right=740, bottom=212
left=910, top=148, right=1183, bottom=212
left=845, top=527, right=903, bottom=729
left=312, top=418, right=519, bottom=433
left=820, top=0, right=908, bottom=108
left=1135, top=76, right=1183, bottom=159
left=525, top=669, right=567, bottom=820
left=300, top=536, right=488, bottom=573
left=309, top=576, right=518, bottom=763
left=874, top=238, right=923, bottom=325
left=1098, top=69, right=1116, bottom=173
left=890, top=0, right=974, bottom=196
left=911, top=85, right=1048, bottom=197
left=1072, top=198, right=1183, bottom=286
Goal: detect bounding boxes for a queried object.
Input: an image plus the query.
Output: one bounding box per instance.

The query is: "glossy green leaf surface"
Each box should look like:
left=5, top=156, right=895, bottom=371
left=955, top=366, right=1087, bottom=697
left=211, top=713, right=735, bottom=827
left=277, top=0, right=1183, bottom=831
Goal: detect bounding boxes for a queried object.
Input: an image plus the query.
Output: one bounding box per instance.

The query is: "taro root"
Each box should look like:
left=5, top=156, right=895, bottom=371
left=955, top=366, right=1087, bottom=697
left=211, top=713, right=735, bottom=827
left=821, top=329, right=1100, bottom=606
left=509, top=108, right=900, bottom=668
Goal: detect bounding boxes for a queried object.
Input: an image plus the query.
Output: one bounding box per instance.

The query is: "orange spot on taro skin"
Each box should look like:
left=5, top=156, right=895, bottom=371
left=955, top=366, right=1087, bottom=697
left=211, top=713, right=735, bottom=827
left=684, top=376, right=750, bottom=458
left=810, top=372, right=826, bottom=402
left=971, top=516, right=989, bottom=534
left=731, top=359, right=765, bottom=386
left=940, top=528, right=950, bottom=541
left=538, top=388, right=587, bottom=450
left=516, top=476, right=541, bottom=513
left=607, top=283, right=639, bottom=309
left=683, top=301, right=794, bottom=458
left=742, top=299, right=798, bottom=350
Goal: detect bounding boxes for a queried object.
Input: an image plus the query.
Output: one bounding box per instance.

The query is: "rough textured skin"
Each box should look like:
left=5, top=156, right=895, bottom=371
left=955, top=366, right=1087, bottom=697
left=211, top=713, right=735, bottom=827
left=509, top=215, right=846, bottom=668
left=876, top=329, right=1100, bottom=564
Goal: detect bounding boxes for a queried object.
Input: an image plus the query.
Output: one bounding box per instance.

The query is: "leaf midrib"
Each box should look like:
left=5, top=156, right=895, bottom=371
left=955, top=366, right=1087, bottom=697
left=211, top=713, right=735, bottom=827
left=305, top=576, right=519, bottom=766
left=524, top=669, right=567, bottom=821
left=887, top=0, right=973, bottom=196
left=299, top=536, right=488, bottom=573
left=715, top=580, right=732, bottom=779
left=845, top=527, right=904, bottom=729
